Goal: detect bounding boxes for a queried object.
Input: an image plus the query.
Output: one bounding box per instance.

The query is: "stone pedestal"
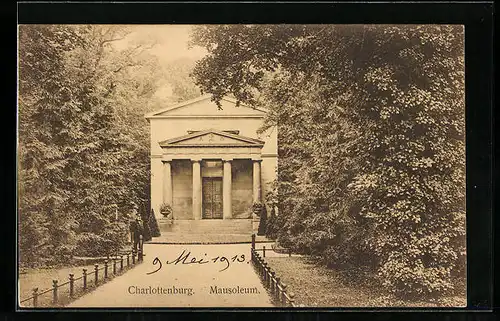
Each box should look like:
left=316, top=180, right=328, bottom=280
left=252, top=213, right=260, bottom=233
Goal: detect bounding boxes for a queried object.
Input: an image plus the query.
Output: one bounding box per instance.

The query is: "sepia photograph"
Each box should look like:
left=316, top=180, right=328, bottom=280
left=17, top=24, right=466, bottom=308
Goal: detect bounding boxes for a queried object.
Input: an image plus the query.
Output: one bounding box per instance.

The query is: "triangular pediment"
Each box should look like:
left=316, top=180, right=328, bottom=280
left=159, top=130, right=265, bottom=148
left=145, top=95, right=266, bottom=118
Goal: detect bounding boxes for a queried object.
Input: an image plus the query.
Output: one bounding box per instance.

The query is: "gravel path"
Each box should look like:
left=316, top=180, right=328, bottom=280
left=67, top=243, right=274, bottom=308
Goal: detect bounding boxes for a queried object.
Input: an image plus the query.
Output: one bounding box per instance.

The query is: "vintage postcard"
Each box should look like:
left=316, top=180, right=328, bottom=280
left=17, top=24, right=466, bottom=308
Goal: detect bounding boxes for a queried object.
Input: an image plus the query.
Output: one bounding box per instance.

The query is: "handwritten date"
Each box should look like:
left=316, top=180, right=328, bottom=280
left=147, top=250, right=246, bottom=275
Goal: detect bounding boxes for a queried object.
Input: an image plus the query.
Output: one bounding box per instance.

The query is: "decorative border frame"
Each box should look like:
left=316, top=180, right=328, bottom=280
left=9, top=1, right=494, bottom=317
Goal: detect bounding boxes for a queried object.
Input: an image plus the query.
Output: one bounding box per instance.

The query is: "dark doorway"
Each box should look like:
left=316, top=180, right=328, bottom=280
left=202, top=177, right=223, bottom=219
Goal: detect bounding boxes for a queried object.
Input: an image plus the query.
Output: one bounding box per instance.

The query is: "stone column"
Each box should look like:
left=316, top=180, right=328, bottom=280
left=223, top=159, right=232, bottom=219
left=192, top=159, right=202, bottom=220
left=162, top=160, right=173, bottom=206
left=252, top=159, right=262, bottom=203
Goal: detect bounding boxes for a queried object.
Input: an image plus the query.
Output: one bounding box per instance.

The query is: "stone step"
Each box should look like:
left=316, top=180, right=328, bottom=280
left=158, top=219, right=253, bottom=235
left=149, top=233, right=270, bottom=244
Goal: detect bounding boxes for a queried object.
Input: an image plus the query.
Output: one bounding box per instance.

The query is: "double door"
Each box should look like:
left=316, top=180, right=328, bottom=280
left=202, top=177, right=223, bottom=219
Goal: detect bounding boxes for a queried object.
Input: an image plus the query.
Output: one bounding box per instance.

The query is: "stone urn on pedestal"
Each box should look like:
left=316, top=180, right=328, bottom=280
left=159, top=203, right=173, bottom=225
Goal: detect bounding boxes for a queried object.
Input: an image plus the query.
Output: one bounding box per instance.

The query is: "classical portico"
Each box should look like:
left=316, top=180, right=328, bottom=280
left=159, top=129, right=264, bottom=220
left=145, top=95, right=277, bottom=236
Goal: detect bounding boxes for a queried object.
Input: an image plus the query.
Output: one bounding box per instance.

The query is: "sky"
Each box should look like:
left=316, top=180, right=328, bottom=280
left=116, top=25, right=208, bottom=101
left=124, top=25, right=208, bottom=64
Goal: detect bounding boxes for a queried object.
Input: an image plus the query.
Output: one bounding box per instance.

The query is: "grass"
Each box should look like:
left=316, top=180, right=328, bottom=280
left=264, top=256, right=466, bottom=308
left=19, top=263, right=96, bottom=308
left=19, top=257, right=143, bottom=308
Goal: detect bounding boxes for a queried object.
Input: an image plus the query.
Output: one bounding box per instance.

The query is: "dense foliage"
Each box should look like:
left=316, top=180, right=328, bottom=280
left=148, top=209, right=161, bottom=238
left=18, top=25, right=164, bottom=266
left=257, top=206, right=268, bottom=236
left=191, top=25, right=465, bottom=298
left=163, top=58, right=202, bottom=102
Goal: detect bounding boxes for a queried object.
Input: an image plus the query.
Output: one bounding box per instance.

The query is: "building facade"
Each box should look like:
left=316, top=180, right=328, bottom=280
left=145, top=95, right=277, bottom=234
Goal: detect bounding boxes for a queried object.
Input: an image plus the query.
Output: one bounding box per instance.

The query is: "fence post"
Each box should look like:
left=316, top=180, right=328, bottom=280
left=275, top=277, right=281, bottom=303
left=94, top=264, right=99, bottom=285
left=120, top=255, right=124, bottom=271
left=281, top=282, right=288, bottom=306
left=251, top=234, right=256, bottom=249
left=269, top=270, right=274, bottom=294
left=132, top=251, right=136, bottom=264
left=138, top=235, right=143, bottom=262
left=32, top=288, right=38, bottom=308
left=69, top=274, right=75, bottom=298
left=262, top=262, right=268, bottom=281
left=288, top=292, right=295, bottom=307
left=289, top=248, right=292, bottom=257
left=263, top=246, right=266, bottom=258
left=52, top=280, right=58, bottom=304
left=83, top=269, right=87, bottom=290
left=270, top=271, right=276, bottom=295
left=127, top=253, right=130, bottom=267
left=104, top=260, right=108, bottom=279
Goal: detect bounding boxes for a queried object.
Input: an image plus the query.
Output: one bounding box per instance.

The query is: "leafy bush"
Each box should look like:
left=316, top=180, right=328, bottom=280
left=140, top=215, right=152, bottom=242
left=257, top=205, right=268, bottom=236
left=191, top=25, right=465, bottom=299
left=18, top=25, right=159, bottom=266
left=252, top=202, right=264, bottom=216
left=265, top=206, right=279, bottom=239
left=75, top=233, right=113, bottom=257
left=75, top=221, right=127, bottom=257
left=148, top=209, right=161, bottom=237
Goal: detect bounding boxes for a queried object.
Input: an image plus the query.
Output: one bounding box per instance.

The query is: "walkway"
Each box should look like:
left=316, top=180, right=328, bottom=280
left=67, top=243, right=273, bottom=308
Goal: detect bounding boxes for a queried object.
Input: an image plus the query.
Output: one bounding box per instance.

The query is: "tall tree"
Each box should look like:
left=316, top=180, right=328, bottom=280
left=164, top=57, right=202, bottom=102
left=18, top=25, right=161, bottom=264
left=190, top=25, right=465, bottom=298
left=19, top=25, right=84, bottom=265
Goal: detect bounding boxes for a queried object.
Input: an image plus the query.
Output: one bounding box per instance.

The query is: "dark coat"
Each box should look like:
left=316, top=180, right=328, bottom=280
left=130, top=219, right=144, bottom=241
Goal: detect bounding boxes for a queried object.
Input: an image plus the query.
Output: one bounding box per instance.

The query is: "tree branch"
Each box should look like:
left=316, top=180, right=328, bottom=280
left=100, top=36, right=127, bottom=46
left=113, top=62, right=140, bottom=73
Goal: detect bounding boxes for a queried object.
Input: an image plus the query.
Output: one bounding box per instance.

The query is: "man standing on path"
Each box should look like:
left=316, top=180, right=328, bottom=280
left=129, top=203, right=144, bottom=254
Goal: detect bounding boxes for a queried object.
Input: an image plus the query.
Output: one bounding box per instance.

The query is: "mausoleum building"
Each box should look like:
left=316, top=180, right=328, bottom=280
left=145, top=95, right=277, bottom=235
